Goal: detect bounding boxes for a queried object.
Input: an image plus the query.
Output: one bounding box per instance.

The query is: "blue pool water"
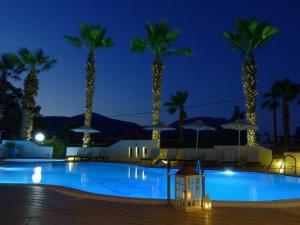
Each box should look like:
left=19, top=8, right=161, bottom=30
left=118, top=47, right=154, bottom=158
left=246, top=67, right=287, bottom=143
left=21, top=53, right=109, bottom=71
left=0, top=162, right=300, bottom=201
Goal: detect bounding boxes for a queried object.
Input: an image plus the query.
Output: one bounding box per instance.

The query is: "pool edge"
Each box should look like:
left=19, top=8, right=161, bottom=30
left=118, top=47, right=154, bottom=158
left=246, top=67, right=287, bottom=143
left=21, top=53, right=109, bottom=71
left=1, top=183, right=300, bottom=208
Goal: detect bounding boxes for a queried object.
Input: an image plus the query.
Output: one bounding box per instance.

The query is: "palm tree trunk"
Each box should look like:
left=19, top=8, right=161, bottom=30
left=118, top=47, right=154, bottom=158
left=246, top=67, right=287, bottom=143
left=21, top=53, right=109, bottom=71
left=242, top=54, right=257, bottom=146
left=82, top=52, right=96, bottom=147
left=178, top=107, right=185, bottom=140
left=282, top=100, right=290, bottom=152
left=273, top=108, right=278, bottom=151
left=20, top=73, right=38, bottom=140
left=151, top=56, right=164, bottom=147
left=0, top=77, right=8, bottom=119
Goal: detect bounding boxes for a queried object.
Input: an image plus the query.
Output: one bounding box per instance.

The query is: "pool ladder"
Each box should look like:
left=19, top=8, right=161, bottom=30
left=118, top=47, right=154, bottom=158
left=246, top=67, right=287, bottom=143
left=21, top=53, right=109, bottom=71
left=267, top=154, right=297, bottom=175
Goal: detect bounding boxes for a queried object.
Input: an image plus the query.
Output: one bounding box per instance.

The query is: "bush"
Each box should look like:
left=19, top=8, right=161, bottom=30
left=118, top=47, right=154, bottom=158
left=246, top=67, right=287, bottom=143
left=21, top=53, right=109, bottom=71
left=45, top=137, right=65, bottom=158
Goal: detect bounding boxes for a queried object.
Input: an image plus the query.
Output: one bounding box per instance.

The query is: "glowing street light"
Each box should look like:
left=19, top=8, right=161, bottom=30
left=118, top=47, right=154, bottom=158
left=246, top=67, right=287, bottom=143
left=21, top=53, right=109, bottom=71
left=34, top=132, right=45, bottom=142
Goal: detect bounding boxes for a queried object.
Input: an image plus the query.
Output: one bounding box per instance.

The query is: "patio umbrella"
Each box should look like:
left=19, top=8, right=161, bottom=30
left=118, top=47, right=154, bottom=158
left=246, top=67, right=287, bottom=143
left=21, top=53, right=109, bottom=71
left=71, top=125, right=100, bottom=146
left=143, top=121, right=175, bottom=147
left=183, top=120, right=216, bottom=159
left=221, top=119, right=258, bottom=161
left=71, top=125, right=100, bottom=134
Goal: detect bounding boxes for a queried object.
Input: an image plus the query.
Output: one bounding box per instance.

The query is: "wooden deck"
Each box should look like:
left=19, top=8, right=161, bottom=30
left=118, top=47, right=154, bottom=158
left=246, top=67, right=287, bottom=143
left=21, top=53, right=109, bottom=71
left=0, top=184, right=300, bottom=225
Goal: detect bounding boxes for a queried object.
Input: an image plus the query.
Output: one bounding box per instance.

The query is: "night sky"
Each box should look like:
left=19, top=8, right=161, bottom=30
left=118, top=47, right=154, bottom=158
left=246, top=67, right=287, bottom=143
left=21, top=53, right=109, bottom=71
left=0, top=0, right=299, bottom=134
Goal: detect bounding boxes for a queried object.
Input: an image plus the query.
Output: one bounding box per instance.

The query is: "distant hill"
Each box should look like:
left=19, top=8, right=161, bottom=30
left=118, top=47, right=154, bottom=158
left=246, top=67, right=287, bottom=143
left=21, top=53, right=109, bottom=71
left=38, top=113, right=143, bottom=138
left=169, top=116, right=228, bottom=129
left=38, top=113, right=230, bottom=142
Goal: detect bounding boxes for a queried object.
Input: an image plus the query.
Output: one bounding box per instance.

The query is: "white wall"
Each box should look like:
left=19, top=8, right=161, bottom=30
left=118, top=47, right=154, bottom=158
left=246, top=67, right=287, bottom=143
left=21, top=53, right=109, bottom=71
left=103, top=140, right=158, bottom=162
left=66, top=147, right=103, bottom=156
left=214, top=145, right=272, bottom=165
left=1, top=140, right=53, bottom=158
left=65, top=140, right=272, bottom=166
left=66, top=140, right=159, bottom=162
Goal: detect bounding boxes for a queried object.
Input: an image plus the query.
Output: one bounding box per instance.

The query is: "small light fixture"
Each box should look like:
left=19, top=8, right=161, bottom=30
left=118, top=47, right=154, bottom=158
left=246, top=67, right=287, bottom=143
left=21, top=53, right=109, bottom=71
left=34, top=132, right=45, bottom=143
left=203, top=195, right=212, bottom=210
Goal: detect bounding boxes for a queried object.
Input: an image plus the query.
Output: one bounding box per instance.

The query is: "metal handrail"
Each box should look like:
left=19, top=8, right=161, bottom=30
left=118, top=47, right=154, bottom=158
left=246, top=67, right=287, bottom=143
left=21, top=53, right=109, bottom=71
left=278, top=154, right=297, bottom=175
left=267, top=158, right=274, bottom=172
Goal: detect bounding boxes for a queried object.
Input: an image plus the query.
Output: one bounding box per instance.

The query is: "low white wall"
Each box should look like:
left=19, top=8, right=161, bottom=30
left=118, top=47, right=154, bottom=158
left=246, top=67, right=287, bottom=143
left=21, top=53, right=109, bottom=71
left=66, top=147, right=103, bottom=156
left=165, top=148, right=195, bottom=160
left=104, top=140, right=158, bottom=162
left=214, top=145, right=272, bottom=165
left=64, top=140, right=272, bottom=166
left=1, top=140, right=53, bottom=158
left=66, top=140, right=159, bottom=162
left=256, top=146, right=273, bottom=166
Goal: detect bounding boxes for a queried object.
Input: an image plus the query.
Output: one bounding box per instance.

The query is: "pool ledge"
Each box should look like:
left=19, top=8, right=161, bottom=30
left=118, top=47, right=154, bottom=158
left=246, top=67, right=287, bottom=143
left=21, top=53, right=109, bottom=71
left=1, top=183, right=300, bottom=208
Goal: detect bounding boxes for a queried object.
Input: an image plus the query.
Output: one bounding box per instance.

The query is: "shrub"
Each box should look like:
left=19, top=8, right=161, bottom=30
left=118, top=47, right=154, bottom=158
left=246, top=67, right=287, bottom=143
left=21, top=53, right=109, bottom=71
left=45, top=137, right=65, bottom=158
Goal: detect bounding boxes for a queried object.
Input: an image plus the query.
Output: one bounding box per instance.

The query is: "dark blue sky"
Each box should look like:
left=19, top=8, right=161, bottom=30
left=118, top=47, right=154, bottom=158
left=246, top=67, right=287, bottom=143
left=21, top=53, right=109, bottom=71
left=0, top=0, right=299, bottom=134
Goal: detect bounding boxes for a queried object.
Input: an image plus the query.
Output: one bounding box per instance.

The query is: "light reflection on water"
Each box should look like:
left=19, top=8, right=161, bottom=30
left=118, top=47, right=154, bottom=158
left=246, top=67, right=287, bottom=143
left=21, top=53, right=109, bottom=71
left=32, top=167, right=42, bottom=183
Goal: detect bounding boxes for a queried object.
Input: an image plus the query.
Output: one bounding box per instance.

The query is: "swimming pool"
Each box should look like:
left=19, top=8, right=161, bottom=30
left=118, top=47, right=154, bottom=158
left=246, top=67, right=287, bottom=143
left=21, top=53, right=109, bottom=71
left=0, top=162, right=300, bottom=201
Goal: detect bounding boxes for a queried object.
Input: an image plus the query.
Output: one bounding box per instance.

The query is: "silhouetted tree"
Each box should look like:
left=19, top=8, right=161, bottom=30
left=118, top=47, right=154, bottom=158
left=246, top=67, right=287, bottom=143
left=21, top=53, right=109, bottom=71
left=261, top=85, right=280, bottom=148
left=18, top=48, right=56, bottom=140
left=230, top=106, right=245, bottom=122
left=164, top=91, right=188, bottom=140
left=273, top=79, right=300, bottom=151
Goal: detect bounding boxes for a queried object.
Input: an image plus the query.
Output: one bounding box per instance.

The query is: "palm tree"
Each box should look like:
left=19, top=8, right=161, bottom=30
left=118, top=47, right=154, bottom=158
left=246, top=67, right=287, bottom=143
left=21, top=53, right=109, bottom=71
left=65, top=23, right=113, bottom=147
left=18, top=48, right=56, bottom=140
left=164, top=91, right=188, bottom=140
left=131, top=20, right=191, bottom=146
left=261, top=85, right=280, bottom=149
left=0, top=54, right=22, bottom=119
left=223, top=18, right=278, bottom=146
left=272, top=79, right=300, bottom=151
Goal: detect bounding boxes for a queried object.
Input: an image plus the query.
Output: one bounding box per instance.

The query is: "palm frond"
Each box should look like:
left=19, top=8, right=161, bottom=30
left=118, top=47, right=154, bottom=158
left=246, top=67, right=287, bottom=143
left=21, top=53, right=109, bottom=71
left=64, top=35, right=83, bottom=48
left=167, top=106, right=176, bottom=114
left=131, top=38, right=146, bottom=53
left=163, top=48, right=192, bottom=57
left=65, top=23, right=113, bottom=52
left=18, top=48, right=56, bottom=74
left=132, top=19, right=190, bottom=57
left=224, top=17, right=279, bottom=55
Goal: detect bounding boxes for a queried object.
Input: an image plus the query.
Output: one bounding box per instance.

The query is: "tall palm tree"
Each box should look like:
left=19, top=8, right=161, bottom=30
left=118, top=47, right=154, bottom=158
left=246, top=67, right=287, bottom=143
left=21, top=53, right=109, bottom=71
left=131, top=20, right=191, bottom=146
left=65, top=23, right=113, bottom=147
left=18, top=48, right=56, bottom=140
left=261, top=85, right=280, bottom=149
left=223, top=18, right=278, bottom=146
left=272, top=79, right=300, bottom=151
left=164, top=91, right=188, bottom=140
left=0, top=54, right=22, bottom=119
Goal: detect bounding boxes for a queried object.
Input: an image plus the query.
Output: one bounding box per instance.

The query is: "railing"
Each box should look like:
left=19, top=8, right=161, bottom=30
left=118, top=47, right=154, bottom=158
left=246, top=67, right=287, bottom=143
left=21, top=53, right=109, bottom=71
left=278, top=154, right=297, bottom=175
left=267, top=158, right=275, bottom=172
left=267, top=154, right=297, bottom=175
